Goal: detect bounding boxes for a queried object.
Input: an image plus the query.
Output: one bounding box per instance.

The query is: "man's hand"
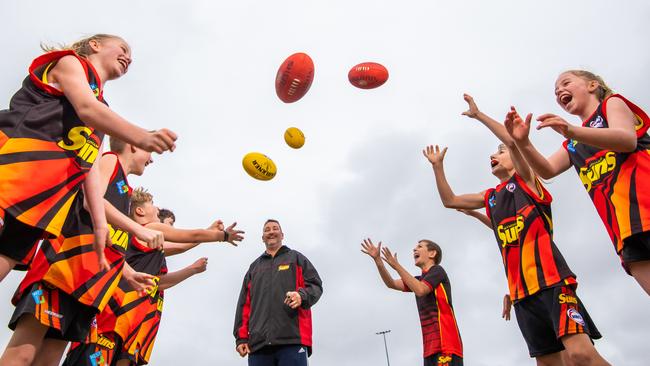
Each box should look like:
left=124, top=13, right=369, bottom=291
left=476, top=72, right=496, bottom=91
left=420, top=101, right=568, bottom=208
left=236, top=343, right=250, bottom=357
left=284, top=291, right=302, bottom=309
left=502, top=294, right=512, bottom=321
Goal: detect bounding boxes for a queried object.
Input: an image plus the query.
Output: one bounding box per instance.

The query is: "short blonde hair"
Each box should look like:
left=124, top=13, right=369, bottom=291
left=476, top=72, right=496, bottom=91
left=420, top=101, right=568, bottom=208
left=130, top=187, right=153, bottom=218
left=565, top=70, right=613, bottom=102
left=41, top=34, right=125, bottom=58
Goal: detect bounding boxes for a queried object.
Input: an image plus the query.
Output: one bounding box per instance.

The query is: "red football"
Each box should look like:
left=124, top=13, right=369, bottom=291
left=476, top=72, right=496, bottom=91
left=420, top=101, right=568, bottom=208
left=275, top=53, right=315, bottom=103
left=348, top=62, right=389, bottom=89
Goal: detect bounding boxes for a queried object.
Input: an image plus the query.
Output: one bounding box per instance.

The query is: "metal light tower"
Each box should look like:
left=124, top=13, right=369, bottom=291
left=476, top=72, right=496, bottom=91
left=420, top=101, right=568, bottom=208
left=376, top=330, right=391, bottom=366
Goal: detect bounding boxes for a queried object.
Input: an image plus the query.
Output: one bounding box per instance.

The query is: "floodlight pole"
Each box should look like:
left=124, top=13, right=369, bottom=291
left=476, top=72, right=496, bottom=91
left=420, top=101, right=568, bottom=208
left=376, top=330, right=391, bottom=366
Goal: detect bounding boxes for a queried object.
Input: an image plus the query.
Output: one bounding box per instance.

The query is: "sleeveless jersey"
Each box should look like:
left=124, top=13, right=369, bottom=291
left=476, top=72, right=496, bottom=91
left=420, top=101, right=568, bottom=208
left=111, top=237, right=167, bottom=364
left=14, top=154, right=132, bottom=311
left=484, top=174, right=576, bottom=302
left=0, top=50, right=106, bottom=237
left=563, top=94, right=650, bottom=253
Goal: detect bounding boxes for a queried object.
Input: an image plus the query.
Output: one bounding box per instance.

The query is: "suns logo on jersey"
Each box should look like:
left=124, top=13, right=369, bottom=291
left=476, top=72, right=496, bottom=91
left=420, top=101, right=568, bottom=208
left=109, top=225, right=129, bottom=251
left=57, top=126, right=100, bottom=165
left=97, top=335, right=115, bottom=350
left=145, top=277, right=161, bottom=299
left=634, top=113, right=644, bottom=131
left=558, top=293, right=578, bottom=304
left=89, top=351, right=105, bottom=366
left=497, top=215, right=525, bottom=247
left=579, top=151, right=616, bottom=192
left=437, top=355, right=452, bottom=364
left=157, top=296, right=164, bottom=312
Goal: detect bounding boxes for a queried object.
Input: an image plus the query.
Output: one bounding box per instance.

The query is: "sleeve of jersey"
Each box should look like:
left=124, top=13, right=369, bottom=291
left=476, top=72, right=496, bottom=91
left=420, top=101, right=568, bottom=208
left=233, top=270, right=252, bottom=344
left=421, top=266, right=445, bottom=292
left=296, top=254, right=323, bottom=309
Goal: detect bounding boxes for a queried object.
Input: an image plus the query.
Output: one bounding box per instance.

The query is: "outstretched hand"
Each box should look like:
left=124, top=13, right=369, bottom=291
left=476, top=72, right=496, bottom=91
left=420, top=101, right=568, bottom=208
left=381, top=247, right=400, bottom=269
left=422, top=145, right=448, bottom=167
left=223, top=222, right=245, bottom=246
left=461, top=93, right=480, bottom=119
left=536, top=113, right=574, bottom=138
left=504, top=106, right=532, bottom=143
left=361, top=238, right=382, bottom=261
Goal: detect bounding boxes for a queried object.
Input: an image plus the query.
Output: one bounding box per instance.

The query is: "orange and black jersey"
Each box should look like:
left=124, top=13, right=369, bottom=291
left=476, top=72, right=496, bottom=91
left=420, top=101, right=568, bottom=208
left=112, top=237, right=167, bottom=365
left=484, top=174, right=576, bottom=302
left=563, top=94, right=650, bottom=253
left=0, top=50, right=106, bottom=237
left=403, top=265, right=463, bottom=358
left=14, top=154, right=132, bottom=312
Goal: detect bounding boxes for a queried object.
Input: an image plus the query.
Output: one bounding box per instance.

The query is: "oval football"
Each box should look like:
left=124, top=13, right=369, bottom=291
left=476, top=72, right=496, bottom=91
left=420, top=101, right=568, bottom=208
left=284, top=127, right=305, bottom=149
left=242, top=152, right=277, bottom=181
left=275, top=53, right=315, bottom=103
left=348, top=62, right=389, bottom=89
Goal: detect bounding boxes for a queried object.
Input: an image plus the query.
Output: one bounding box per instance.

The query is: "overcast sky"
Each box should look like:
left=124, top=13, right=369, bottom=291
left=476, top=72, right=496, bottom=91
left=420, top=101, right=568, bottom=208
left=1, top=1, right=649, bottom=365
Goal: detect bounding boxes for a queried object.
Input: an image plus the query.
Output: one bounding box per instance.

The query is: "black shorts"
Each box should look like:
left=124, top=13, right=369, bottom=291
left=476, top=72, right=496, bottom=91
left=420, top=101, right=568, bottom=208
left=0, top=213, right=44, bottom=269
left=621, top=231, right=650, bottom=272
left=63, top=333, right=123, bottom=366
left=423, top=353, right=463, bottom=366
left=514, top=285, right=601, bottom=358
left=9, top=282, right=97, bottom=342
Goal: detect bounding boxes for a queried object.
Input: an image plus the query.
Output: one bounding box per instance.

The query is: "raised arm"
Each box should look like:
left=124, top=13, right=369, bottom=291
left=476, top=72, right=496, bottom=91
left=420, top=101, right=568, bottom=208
left=361, top=239, right=404, bottom=291
left=145, top=221, right=244, bottom=245
left=381, top=247, right=430, bottom=297
left=463, top=94, right=515, bottom=146
left=506, top=108, right=572, bottom=179
left=158, top=257, right=207, bottom=291
left=457, top=209, right=492, bottom=228
left=162, top=241, right=201, bottom=256
left=537, top=97, right=637, bottom=152
left=423, top=145, right=485, bottom=209
left=49, top=55, right=177, bottom=154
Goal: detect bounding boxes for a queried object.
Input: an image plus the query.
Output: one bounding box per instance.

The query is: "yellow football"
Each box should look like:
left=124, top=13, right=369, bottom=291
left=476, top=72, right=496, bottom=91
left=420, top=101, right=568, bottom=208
left=284, top=127, right=305, bottom=149
left=242, top=152, right=277, bottom=181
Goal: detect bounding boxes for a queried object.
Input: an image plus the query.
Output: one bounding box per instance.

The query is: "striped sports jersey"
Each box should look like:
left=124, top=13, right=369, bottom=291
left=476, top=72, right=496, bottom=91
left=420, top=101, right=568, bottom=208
left=0, top=50, right=105, bottom=237
left=563, top=94, right=650, bottom=253
left=14, top=154, right=131, bottom=311
left=403, top=265, right=463, bottom=358
left=485, top=174, right=576, bottom=302
left=113, top=237, right=167, bottom=364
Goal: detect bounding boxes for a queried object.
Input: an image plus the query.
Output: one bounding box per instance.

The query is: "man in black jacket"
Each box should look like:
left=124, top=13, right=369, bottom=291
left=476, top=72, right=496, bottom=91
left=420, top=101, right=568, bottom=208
left=234, top=219, right=323, bottom=366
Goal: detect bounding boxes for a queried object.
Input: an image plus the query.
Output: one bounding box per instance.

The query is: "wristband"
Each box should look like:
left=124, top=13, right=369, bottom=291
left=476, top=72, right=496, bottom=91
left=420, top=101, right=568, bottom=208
left=224, top=231, right=230, bottom=242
